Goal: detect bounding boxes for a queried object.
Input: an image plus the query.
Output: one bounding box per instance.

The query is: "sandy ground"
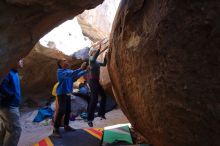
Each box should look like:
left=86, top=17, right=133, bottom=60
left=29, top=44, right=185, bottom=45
left=18, top=108, right=129, bottom=146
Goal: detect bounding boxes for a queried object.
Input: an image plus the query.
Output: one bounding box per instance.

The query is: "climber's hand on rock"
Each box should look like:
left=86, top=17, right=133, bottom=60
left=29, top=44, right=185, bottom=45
left=98, top=44, right=101, bottom=50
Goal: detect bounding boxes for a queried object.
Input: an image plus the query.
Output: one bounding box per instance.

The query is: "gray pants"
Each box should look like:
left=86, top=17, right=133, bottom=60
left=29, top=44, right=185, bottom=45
left=0, top=107, right=21, bottom=146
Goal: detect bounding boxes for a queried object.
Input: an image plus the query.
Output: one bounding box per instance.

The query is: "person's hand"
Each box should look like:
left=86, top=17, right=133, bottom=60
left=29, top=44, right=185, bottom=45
left=86, top=66, right=91, bottom=71
left=98, top=44, right=101, bottom=50
left=104, top=56, right=107, bottom=63
left=104, top=53, right=108, bottom=62
left=105, top=51, right=109, bottom=58
left=80, top=62, right=87, bottom=70
left=105, top=51, right=109, bottom=56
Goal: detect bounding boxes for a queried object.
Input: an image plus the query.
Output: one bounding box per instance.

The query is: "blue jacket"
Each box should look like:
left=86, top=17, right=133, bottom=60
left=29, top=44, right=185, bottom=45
left=56, top=68, right=87, bottom=95
left=0, top=69, right=21, bottom=107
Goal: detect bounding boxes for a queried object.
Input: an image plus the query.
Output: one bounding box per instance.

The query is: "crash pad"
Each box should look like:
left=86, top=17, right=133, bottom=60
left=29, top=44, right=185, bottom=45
left=33, top=137, right=53, bottom=146
left=102, top=125, right=133, bottom=146
left=33, top=128, right=103, bottom=146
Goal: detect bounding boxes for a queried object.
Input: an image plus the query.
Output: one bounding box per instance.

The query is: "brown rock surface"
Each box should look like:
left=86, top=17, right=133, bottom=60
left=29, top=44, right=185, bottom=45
left=109, top=0, right=220, bottom=146
left=0, top=0, right=104, bottom=79
left=78, top=0, right=120, bottom=35
left=77, top=16, right=106, bottom=42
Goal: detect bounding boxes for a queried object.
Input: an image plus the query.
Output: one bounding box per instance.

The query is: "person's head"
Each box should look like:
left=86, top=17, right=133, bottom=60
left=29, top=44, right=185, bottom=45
left=13, top=59, right=24, bottom=70
left=57, top=58, right=70, bottom=69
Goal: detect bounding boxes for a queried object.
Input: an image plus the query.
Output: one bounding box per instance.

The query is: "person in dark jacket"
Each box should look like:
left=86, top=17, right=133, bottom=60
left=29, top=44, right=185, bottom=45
left=87, top=44, right=108, bottom=127
left=0, top=60, right=23, bottom=146
left=52, top=59, right=87, bottom=138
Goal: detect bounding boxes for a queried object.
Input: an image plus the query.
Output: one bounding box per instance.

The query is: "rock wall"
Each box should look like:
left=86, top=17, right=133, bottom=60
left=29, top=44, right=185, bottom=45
left=78, top=0, right=121, bottom=35
left=0, top=0, right=104, bottom=80
left=77, top=17, right=106, bottom=42
left=109, top=0, right=220, bottom=146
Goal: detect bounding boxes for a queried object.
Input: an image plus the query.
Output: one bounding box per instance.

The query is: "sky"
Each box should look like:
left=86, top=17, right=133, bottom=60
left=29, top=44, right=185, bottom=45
left=40, top=18, right=92, bottom=55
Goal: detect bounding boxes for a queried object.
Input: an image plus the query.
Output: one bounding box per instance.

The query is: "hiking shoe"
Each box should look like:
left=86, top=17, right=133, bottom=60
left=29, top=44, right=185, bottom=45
left=52, top=129, right=62, bottom=138
left=64, top=125, right=76, bottom=132
left=97, top=114, right=106, bottom=120
left=100, top=115, right=106, bottom=120
left=88, top=121, right=93, bottom=127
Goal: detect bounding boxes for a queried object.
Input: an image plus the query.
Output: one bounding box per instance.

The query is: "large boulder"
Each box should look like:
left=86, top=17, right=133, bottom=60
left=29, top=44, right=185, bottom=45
left=109, top=0, right=220, bottom=146
left=0, top=0, right=104, bottom=79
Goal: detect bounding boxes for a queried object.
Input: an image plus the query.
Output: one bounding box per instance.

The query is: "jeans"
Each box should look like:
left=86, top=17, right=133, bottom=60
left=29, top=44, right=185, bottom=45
left=87, top=79, right=106, bottom=121
left=54, top=94, right=71, bottom=129
left=0, top=106, right=21, bottom=146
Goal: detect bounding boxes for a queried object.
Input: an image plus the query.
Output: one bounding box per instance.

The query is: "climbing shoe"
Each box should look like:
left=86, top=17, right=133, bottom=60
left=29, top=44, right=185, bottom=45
left=88, top=121, right=93, bottom=127
left=100, top=115, right=106, bottom=120
left=97, top=114, right=106, bottom=120
left=52, top=129, right=62, bottom=138
left=64, top=125, right=76, bottom=132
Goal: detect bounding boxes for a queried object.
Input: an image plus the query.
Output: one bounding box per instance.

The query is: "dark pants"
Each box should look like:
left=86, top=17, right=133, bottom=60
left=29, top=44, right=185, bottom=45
left=87, top=79, right=106, bottom=121
left=0, top=107, right=21, bottom=146
left=54, top=94, right=71, bottom=129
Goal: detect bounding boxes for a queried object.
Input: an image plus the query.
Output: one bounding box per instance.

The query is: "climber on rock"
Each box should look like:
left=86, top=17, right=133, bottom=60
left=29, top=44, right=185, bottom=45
left=87, top=43, right=108, bottom=127
left=0, top=59, right=23, bottom=146
left=52, top=59, right=87, bottom=138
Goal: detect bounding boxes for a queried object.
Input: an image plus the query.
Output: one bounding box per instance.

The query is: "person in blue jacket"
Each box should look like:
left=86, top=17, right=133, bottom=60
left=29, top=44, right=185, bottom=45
left=52, top=58, right=87, bottom=138
left=0, top=59, right=23, bottom=146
